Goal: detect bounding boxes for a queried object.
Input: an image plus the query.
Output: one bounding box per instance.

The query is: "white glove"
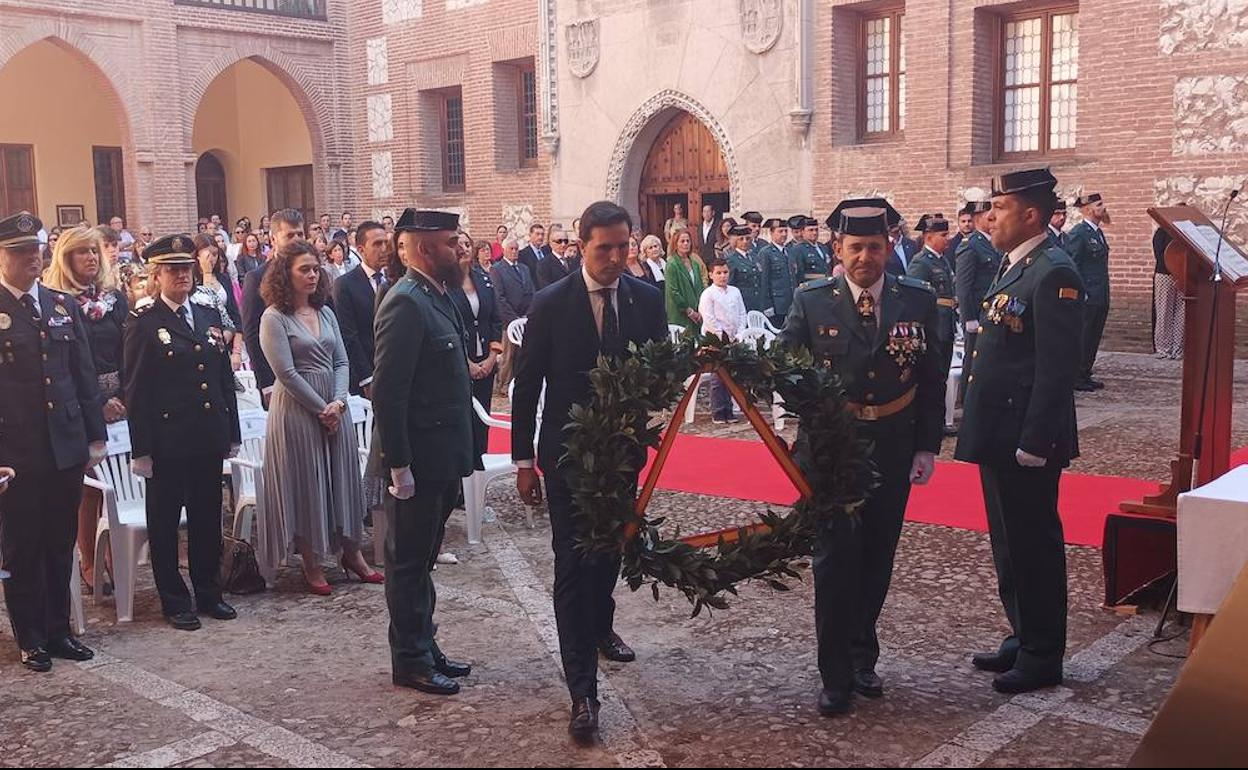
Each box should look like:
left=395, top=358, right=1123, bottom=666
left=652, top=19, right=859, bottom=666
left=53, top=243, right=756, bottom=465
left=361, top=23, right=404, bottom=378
left=389, top=467, right=416, bottom=500
left=965, top=320, right=980, bottom=333
left=227, top=444, right=241, bottom=459
left=763, top=307, right=775, bottom=318
left=131, top=456, right=154, bottom=479
left=88, top=441, right=108, bottom=469
left=1015, top=449, right=1047, bottom=468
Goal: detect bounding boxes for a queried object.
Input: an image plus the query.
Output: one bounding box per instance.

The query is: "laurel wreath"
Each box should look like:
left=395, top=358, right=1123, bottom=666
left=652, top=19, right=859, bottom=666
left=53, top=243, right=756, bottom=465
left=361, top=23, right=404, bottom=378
left=560, top=333, right=876, bottom=617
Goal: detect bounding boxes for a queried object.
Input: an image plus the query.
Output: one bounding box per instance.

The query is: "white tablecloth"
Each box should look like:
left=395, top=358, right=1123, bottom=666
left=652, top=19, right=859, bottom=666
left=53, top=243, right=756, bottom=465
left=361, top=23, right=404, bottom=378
left=1178, top=465, right=1248, bottom=614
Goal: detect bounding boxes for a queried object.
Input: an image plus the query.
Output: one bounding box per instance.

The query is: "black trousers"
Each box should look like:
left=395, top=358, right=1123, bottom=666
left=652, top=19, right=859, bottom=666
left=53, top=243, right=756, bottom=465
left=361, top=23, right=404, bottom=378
left=386, top=477, right=459, bottom=675
left=146, top=454, right=224, bottom=616
left=980, top=463, right=1067, bottom=674
left=814, top=440, right=913, bottom=692
left=545, top=469, right=622, bottom=701
left=0, top=465, right=84, bottom=650
left=1081, top=302, right=1109, bottom=380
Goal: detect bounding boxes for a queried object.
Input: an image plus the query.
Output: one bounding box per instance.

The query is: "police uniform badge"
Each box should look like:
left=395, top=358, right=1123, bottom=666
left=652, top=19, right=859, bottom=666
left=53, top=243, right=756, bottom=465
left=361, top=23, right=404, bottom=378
left=0, top=313, right=10, bottom=331
left=16, top=214, right=35, bottom=234
left=157, top=327, right=172, bottom=345
left=172, top=236, right=187, bottom=253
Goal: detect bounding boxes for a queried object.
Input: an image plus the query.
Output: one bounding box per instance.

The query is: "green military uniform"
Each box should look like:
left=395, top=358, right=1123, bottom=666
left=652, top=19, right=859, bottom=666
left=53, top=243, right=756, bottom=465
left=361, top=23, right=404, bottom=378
left=782, top=269, right=945, bottom=703
left=759, top=240, right=797, bottom=324
left=955, top=168, right=1085, bottom=693
left=955, top=226, right=1002, bottom=371
left=372, top=211, right=474, bottom=689
left=907, top=245, right=958, bottom=373
left=726, top=247, right=767, bottom=313
left=788, top=239, right=829, bottom=283
left=1064, top=212, right=1109, bottom=386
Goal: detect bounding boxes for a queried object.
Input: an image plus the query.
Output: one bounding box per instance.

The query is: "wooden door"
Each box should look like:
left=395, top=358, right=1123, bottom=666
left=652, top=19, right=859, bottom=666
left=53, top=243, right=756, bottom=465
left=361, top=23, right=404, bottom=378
left=0, top=144, right=37, bottom=215
left=638, top=111, right=729, bottom=240
left=265, top=165, right=314, bottom=225
left=93, top=146, right=126, bottom=225
left=195, top=152, right=228, bottom=224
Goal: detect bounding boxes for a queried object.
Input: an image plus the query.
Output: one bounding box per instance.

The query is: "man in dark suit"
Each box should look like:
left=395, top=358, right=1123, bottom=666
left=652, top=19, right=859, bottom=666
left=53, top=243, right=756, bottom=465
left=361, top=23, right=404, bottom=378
left=512, top=201, right=668, bottom=743
left=517, top=222, right=552, bottom=277
left=241, top=209, right=305, bottom=406
left=373, top=208, right=475, bottom=697
left=781, top=199, right=944, bottom=717
left=886, top=222, right=920, bottom=276
left=696, top=203, right=720, bottom=262
left=534, top=224, right=581, bottom=289
left=1065, top=193, right=1111, bottom=391
left=956, top=168, right=1085, bottom=695
left=333, top=220, right=389, bottom=396
left=124, top=235, right=241, bottom=631
left=0, top=211, right=107, bottom=672
left=491, top=238, right=536, bottom=390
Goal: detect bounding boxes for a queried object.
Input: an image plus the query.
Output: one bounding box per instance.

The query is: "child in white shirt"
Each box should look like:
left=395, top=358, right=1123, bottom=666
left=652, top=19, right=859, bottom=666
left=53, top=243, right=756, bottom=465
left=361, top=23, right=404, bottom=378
left=698, top=258, right=747, bottom=423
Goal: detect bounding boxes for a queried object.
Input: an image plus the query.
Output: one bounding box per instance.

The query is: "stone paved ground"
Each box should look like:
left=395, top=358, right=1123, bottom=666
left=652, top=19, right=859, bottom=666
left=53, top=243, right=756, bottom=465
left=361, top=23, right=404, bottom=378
left=0, top=352, right=1230, bottom=768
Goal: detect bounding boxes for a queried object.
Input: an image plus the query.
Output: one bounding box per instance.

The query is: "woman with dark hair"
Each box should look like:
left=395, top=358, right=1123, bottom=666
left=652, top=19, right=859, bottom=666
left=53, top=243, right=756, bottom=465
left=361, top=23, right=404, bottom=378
left=324, top=238, right=349, bottom=282
left=258, top=239, right=379, bottom=594
left=490, top=225, right=507, bottom=262
left=624, top=236, right=650, bottom=282
left=449, top=239, right=503, bottom=468
left=472, top=241, right=494, bottom=272
left=236, top=232, right=264, bottom=278
left=191, top=234, right=244, bottom=370
left=714, top=217, right=737, bottom=258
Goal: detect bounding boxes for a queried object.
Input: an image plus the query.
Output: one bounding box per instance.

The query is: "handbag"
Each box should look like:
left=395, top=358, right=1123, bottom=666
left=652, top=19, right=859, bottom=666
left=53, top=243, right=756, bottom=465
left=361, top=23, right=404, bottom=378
left=219, top=534, right=266, bottom=595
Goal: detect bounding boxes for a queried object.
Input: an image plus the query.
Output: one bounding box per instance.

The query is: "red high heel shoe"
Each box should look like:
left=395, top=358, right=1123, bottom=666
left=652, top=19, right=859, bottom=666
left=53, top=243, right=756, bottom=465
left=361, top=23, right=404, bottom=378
left=307, top=580, right=332, bottom=596
left=341, top=556, right=385, bottom=584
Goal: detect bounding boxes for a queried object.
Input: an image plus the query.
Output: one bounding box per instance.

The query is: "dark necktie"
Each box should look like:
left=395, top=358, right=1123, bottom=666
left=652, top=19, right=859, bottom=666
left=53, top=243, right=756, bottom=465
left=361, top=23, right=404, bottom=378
left=857, top=291, right=877, bottom=338
left=20, top=294, right=39, bottom=321
left=994, top=256, right=1012, bottom=287
left=373, top=271, right=386, bottom=291
left=599, top=289, right=622, bottom=355
left=177, top=304, right=192, bottom=330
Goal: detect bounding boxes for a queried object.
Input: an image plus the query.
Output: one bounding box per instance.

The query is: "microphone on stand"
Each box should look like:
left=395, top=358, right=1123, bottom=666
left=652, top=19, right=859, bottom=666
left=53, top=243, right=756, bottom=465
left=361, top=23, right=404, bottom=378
left=1211, top=187, right=1240, bottom=285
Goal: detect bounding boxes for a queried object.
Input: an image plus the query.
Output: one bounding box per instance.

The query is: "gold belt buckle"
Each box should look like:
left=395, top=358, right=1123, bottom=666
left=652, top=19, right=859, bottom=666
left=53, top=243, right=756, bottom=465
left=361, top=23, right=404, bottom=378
left=859, top=405, right=879, bottom=421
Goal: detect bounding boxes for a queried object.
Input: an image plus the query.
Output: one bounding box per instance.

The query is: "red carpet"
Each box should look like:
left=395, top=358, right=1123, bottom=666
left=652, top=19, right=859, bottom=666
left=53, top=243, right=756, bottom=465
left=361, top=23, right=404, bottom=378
left=488, top=425, right=1166, bottom=548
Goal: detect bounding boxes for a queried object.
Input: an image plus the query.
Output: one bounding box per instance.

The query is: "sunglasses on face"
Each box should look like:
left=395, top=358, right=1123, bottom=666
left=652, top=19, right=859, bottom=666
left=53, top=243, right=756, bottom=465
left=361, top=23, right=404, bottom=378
left=553, top=238, right=569, bottom=244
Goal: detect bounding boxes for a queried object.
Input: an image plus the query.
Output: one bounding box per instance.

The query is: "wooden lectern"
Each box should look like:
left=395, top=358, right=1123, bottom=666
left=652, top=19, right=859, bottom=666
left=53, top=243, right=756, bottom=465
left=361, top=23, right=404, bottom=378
left=1103, top=205, right=1248, bottom=606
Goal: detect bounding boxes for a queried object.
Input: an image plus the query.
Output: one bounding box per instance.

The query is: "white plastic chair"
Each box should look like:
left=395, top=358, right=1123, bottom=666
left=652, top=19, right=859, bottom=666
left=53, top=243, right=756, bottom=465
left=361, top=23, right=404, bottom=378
left=746, top=310, right=781, bottom=336
left=507, top=317, right=527, bottom=347
left=85, top=434, right=187, bottom=622
left=946, top=338, right=966, bottom=429
left=668, top=324, right=687, bottom=344
left=227, top=409, right=268, bottom=545
left=464, top=398, right=532, bottom=542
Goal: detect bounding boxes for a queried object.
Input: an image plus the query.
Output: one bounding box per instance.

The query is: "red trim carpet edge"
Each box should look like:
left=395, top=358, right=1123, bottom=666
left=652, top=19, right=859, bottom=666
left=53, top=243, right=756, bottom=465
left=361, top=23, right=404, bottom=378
left=488, top=428, right=1219, bottom=549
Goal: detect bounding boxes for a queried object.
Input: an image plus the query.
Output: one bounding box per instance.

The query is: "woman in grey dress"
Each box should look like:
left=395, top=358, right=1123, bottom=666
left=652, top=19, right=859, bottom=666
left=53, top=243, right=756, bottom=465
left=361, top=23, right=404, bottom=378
left=258, top=240, right=383, bottom=594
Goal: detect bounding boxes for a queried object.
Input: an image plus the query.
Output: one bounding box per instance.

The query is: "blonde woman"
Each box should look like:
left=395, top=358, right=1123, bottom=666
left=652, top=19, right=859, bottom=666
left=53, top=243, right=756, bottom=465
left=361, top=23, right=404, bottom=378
left=664, top=228, right=706, bottom=331
left=43, top=225, right=130, bottom=595
left=639, top=234, right=667, bottom=286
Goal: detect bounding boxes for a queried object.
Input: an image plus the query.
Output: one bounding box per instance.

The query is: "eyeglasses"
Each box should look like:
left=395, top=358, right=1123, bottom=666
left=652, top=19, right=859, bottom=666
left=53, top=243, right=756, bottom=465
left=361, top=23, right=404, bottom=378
left=553, top=238, right=569, bottom=244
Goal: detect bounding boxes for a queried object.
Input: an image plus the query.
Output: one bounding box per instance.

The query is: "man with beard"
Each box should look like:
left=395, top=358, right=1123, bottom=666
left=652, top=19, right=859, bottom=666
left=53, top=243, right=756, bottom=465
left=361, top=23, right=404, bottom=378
left=1047, top=200, right=1068, bottom=251
left=956, top=168, right=1084, bottom=694
left=1065, top=193, right=1111, bottom=391
left=372, top=209, right=475, bottom=696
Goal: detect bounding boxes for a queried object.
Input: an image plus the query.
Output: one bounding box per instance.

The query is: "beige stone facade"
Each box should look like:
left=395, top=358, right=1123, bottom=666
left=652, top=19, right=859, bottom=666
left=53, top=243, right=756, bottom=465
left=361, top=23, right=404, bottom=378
left=4, top=0, right=1248, bottom=350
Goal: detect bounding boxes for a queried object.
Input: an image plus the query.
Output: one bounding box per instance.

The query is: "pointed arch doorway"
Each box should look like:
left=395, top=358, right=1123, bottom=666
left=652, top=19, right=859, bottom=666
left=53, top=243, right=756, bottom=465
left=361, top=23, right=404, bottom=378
left=638, top=111, right=730, bottom=241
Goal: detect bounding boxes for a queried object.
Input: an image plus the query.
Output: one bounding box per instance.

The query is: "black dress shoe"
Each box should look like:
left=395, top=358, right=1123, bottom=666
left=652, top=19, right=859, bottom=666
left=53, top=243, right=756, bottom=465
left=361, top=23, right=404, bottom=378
left=48, top=637, right=94, bottom=662
left=1089, top=379, right=1106, bottom=390
left=197, top=600, right=237, bottom=621
left=817, top=688, right=853, bottom=717
left=598, top=632, right=636, bottom=663
left=1074, top=380, right=1097, bottom=392
left=433, top=655, right=472, bottom=679
left=393, top=669, right=460, bottom=695
left=852, top=669, right=884, bottom=698
left=20, top=647, right=52, bottom=673
left=992, top=668, right=1062, bottom=694
left=568, top=697, right=600, bottom=742
left=971, top=649, right=1016, bottom=673
left=165, top=612, right=202, bottom=631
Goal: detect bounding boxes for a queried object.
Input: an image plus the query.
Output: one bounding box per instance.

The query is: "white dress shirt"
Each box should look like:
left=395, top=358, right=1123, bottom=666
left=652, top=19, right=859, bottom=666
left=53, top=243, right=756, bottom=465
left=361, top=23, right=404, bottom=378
left=1005, top=232, right=1051, bottom=271
left=1, top=277, right=40, bottom=316
left=698, top=283, right=747, bottom=339
left=361, top=260, right=385, bottom=294
left=845, top=275, right=885, bottom=309
left=162, top=295, right=196, bottom=329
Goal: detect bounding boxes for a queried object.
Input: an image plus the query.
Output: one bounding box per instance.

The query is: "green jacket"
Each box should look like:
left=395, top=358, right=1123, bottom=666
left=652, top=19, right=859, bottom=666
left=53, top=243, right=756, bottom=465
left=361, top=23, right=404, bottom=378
left=665, top=255, right=706, bottom=330
left=371, top=270, right=474, bottom=481
left=907, top=246, right=958, bottom=346
left=1065, top=221, right=1110, bottom=305
left=727, top=248, right=767, bottom=312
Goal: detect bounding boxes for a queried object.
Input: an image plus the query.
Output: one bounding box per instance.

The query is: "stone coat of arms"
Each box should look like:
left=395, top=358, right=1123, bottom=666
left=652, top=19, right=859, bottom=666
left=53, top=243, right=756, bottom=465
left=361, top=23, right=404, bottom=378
left=567, top=19, right=600, bottom=79
left=740, top=0, right=782, bottom=54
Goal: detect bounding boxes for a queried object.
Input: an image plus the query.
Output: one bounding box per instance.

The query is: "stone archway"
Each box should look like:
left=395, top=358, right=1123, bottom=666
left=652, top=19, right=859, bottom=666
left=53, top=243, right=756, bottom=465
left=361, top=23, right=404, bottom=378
left=605, top=90, right=741, bottom=222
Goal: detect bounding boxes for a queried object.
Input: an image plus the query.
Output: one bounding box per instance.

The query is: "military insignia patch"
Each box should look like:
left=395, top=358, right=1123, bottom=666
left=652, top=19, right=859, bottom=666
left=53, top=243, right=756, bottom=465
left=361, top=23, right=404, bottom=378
left=0, top=313, right=10, bottom=330
left=173, top=236, right=186, bottom=252
left=54, top=304, right=68, bottom=316
left=16, top=214, right=35, bottom=233
left=1059, top=287, right=1079, bottom=300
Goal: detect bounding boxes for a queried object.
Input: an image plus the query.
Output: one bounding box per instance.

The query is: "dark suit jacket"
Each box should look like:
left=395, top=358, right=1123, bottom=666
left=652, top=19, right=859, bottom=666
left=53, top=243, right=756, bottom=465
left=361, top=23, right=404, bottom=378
left=886, top=238, right=920, bottom=277
left=448, top=265, right=503, bottom=361
left=0, top=285, right=105, bottom=473
left=518, top=244, right=552, bottom=278
left=696, top=219, right=720, bottom=262
left=511, top=272, right=667, bottom=470
left=331, top=264, right=380, bottom=394
left=490, top=259, right=536, bottom=326
left=534, top=253, right=582, bottom=290
left=241, top=261, right=275, bottom=391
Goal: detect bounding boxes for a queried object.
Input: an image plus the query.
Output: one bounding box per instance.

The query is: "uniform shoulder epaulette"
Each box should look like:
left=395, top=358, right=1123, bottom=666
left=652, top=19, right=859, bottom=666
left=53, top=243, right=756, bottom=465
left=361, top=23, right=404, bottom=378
left=798, top=277, right=833, bottom=292
left=1041, top=245, right=1076, bottom=268
left=130, top=302, right=154, bottom=318
left=896, top=275, right=935, bottom=294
